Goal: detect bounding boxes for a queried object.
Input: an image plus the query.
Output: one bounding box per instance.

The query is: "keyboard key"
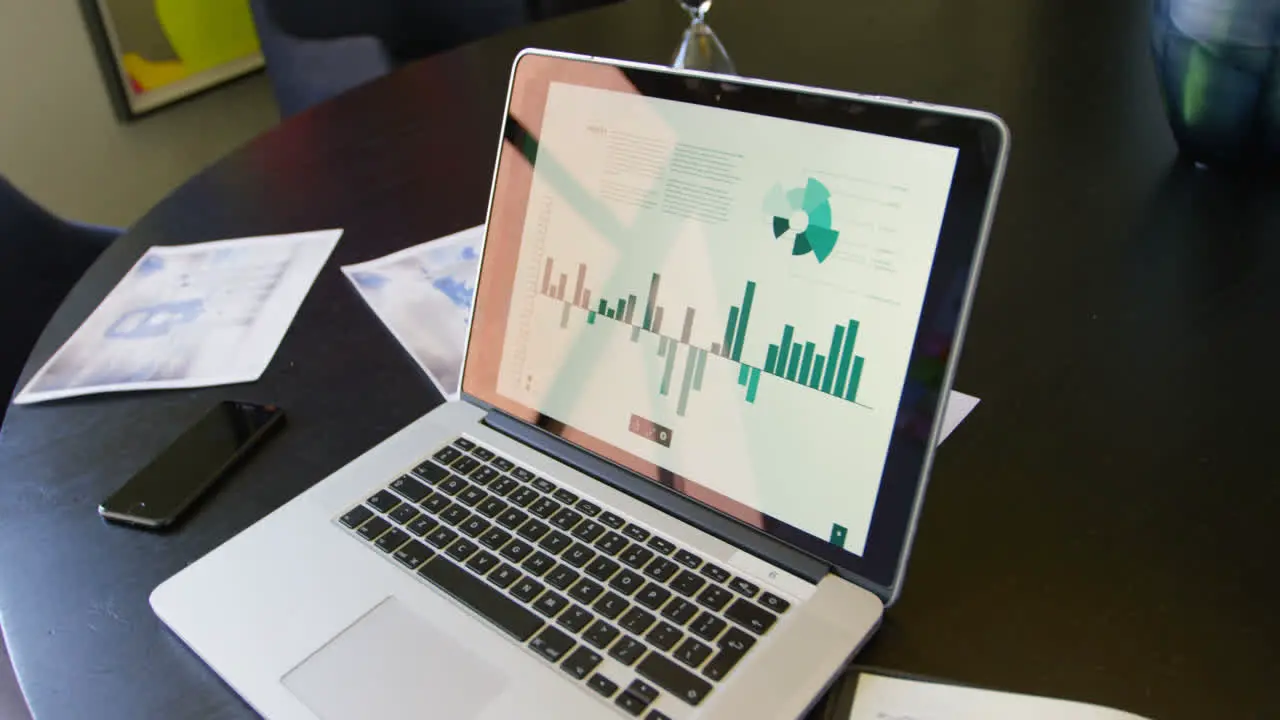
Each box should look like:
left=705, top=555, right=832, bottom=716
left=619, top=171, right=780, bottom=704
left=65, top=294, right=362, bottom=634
left=628, top=679, right=660, bottom=704
left=673, top=550, right=701, bottom=569
left=637, top=651, right=713, bottom=706
left=414, top=460, right=449, bottom=485
left=702, top=627, right=755, bottom=681
left=466, top=550, right=500, bottom=576
left=696, top=584, right=733, bottom=612
left=529, top=497, right=560, bottom=519
left=550, top=507, right=584, bottom=531
left=690, top=612, right=727, bottom=641
left=529, top=626, right=575, bottom=663
left=367, top=490, right=401, bottom=513
left=552, top=488, right=579, bottom=505
left=620, top=545, right=654, bottom=570
left=585, top=556, right=621, bottom=582
left=339, top=505, right=374, bottom=529
left=508, top=487, right=539, bottom=508
left=500, top=539, right=534, bottom=564
left=421, top=493, right=451, bottom=514
left=546, top=565, right=580, bottom=591
left=615, top=691, right=648, bottom=716
left=452, top=437, right=476, bottom=451
left=432, top=446, right=461, bottom=465
left=571, top=519, right=606, bottom=543
left=440, top=504, right=470, bottom=526
left=450, top=456, right=480, bottom=475
left=511, top=467, right=535, bottom=482
left=568, top=578, right=604, bottom=604
left=476, top=497, right=508, bottom=518
left=488, top=564, right=521, bottom=589
left=517, top=519, right=551, bottom=542
left=724, top=599, right=777, bottom=635
left=583, top=619, right=619, bottom=649
left=538, top=530, right=573, bottom=555
left=619, top=606, right=656, bottom=635
left=636, top=583, right=671, bottom=611
left=561, top=645, right=602, bottom=680
left=496, top=508, right=529, bottom=530
left=610, top=569, right=645, bottom=596
left=644, top=558, right=679, bottom=583
left=459, top=516, right=490, bottom=538
left=699, top=563, right=730, bottom=584
left=593, top=592, right=629, bottom=620
left=491, top=457, right=515, bottom=473
left=416, top=558, right=544, bottom=642
left=728, top=577, right=760, bottom=598
left=595, top=531, right=628, bottom=556
left=438, top=475, right=467, bottom=496
left=598, top=511, right=626, bottom=529
left=563, top=543, right=596, bottom=568
left=375, top=528, right=409, bottom=552
left=531, top=477, right=556, bottom=494
left=661, top=598, right=698, bottom=625
left=390, top=475, right=430, bottom=502
left=608, top=635, right=647, bottom=666
left=671, top=571, right=706, bottom=597
left=425, top=525, right=458, bottom=548
left=458, top=486, right=487, bottom=507
left=646, top=707, right=672, bottom=720
left=587, top=673, right=619, bottom=698
left=470, top=465, right=500, bottom=487
left=479, top=526, right=512, bottom=551
left=470, top=445, right=494, bottom=461
left=357, top=516, right=391, bottom=541
left=389, top=503, right=420, bottom=525
left=511, top=577, right=544, bottom=603
left=646, top=536, right=676, bottom=555
left=407, top=515, right=438, bottom=537
left=575, top=499, right=602, bottom=516
left=646, top=621, right=683, bottom=651
left=488, top=476, right=519, bottom=497
left=533, top=590, right=569, bottom=617
left=557, top=604, right=593, bottom=633
left=759, top=592, right=790, bottom=613
left=393, top=540, right=434, bottom=569
left=446, top=538, right=479, bottom=562
left=522, top=551, right=555, bottom=577
left=622, top=524, right=651, bottom=542
left=674, top=637, right=713, bottom=668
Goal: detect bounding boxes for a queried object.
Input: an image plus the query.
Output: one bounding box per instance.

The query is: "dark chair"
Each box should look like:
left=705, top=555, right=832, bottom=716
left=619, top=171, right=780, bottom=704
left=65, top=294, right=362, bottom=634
left=0, top=176, right=118, bottom=429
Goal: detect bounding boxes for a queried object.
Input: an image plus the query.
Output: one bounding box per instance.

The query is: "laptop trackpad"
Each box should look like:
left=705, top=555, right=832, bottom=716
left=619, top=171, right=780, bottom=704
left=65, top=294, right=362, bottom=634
left=283, top=596, right=507, bottom=719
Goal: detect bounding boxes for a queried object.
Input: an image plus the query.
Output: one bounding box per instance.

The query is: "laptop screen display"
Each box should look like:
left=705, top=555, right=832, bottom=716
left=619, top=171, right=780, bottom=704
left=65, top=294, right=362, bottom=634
left=465, top=53, right=1003, bottom=590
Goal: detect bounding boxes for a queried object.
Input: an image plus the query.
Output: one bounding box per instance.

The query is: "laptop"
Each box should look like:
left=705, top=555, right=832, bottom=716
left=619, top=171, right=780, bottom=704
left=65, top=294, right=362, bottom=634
left=152, top=49, right=1008, bottom=720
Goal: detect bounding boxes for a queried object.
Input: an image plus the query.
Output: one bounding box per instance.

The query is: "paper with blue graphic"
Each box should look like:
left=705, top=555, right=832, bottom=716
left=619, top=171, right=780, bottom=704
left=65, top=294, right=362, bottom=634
left=342, top=224, right=483, bottom=400
left=15, top=229, right=342, bottom=404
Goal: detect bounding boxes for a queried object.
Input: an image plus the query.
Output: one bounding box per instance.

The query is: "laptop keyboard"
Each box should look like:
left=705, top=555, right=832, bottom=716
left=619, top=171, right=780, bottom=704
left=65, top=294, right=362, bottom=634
left=337, top=436, right=794, bottom=717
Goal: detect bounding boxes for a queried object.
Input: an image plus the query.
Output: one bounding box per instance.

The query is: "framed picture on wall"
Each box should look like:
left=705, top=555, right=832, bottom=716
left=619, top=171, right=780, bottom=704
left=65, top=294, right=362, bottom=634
left=79, top=0, right=264, bottom=118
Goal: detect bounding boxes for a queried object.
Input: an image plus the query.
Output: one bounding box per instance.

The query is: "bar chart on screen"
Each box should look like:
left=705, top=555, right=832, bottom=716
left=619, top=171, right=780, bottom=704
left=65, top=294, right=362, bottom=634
left=536, top=255, right=872, bottom=418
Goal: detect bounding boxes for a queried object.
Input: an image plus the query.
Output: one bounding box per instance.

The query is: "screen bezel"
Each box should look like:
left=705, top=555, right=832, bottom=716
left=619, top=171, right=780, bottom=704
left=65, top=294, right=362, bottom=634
left=463, top=51, right=1006, bottom=595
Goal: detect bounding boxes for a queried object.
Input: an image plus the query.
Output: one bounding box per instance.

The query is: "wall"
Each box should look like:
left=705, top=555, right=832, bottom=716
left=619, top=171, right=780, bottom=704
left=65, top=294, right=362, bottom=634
left=0, top=0, right=280, bottom=227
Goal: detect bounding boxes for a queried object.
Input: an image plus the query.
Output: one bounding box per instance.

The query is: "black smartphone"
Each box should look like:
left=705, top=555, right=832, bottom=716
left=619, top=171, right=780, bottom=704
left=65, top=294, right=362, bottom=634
left=98, top=401, right=285, bottom=528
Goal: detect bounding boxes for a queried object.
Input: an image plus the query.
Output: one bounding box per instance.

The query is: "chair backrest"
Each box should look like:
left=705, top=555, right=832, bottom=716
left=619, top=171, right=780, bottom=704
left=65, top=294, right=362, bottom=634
left=0, top=177, right=118, bottom=428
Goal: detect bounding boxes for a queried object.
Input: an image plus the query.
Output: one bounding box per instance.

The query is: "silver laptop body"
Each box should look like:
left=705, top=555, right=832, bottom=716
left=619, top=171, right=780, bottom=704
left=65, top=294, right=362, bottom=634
left=153, top=49, right=1008, bottom=720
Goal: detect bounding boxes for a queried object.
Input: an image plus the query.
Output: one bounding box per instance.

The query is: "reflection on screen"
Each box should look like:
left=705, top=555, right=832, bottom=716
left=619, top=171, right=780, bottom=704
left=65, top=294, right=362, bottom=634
left=495, top=82, right=958, bottom=554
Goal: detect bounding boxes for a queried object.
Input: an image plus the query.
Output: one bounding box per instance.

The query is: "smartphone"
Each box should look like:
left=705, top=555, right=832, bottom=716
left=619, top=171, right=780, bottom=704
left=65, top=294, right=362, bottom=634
left=98, top=401, right=285, bottom=528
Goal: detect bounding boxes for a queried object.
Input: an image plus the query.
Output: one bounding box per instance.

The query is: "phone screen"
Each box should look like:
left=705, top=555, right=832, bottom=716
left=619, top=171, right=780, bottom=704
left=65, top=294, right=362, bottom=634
left=99, top=401, right=284, bottom=527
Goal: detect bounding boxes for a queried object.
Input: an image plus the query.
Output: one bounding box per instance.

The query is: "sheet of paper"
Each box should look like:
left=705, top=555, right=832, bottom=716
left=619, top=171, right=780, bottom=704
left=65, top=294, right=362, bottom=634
left=15, top=229, right=342, bottom=404
left=849, top=673, right=1150, bottom=720
left=342, top=225, right=482, bottom=400
left=937, top=390, right=980, bottom=446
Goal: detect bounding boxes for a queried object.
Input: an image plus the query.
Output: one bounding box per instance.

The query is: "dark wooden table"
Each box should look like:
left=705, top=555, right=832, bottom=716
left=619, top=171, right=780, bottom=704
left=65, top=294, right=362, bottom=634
left=3, top=0, right=1278, bottom=718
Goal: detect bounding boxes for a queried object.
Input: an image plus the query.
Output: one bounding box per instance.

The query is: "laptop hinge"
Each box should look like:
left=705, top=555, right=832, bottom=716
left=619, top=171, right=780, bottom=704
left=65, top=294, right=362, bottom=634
left=480, top=408, right=830, bottom=586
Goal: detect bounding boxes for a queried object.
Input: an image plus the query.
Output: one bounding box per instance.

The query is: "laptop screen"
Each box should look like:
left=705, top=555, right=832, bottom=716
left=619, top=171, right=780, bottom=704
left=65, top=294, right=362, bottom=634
left=465, top=53, right=1004, bottom=592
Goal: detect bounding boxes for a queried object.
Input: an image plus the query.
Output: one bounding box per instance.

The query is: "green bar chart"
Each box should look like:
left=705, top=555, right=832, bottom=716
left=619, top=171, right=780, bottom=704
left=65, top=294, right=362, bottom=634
left=537, top=255, right=870, bottom=416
